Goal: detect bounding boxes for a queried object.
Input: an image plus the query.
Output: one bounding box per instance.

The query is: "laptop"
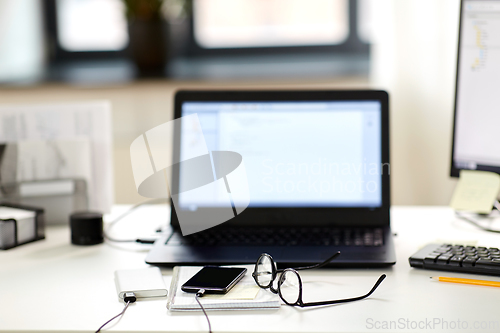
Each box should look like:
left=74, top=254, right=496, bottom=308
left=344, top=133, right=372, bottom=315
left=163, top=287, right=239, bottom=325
left=146, top=90, right=396, bottom=268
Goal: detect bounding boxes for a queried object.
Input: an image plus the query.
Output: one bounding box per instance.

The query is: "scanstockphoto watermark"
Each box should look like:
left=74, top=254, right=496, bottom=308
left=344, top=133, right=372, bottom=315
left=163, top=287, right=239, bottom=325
left=261, top=159, right=390, bottom=196
left=262, top=159, right=391, bottom=177
left=262, top=176, right=379, bottom=195
left=366, top=318, right=499, bottom=331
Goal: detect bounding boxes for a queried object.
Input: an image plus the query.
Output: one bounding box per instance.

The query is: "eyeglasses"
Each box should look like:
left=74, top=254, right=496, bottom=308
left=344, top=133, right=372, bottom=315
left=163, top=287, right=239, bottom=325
left=252, top=252, right=386, bottom=307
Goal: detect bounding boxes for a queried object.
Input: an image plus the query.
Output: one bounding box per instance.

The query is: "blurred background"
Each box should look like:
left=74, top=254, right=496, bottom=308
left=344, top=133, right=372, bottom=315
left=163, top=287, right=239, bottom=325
left=0, top=0, right=460, bottom=206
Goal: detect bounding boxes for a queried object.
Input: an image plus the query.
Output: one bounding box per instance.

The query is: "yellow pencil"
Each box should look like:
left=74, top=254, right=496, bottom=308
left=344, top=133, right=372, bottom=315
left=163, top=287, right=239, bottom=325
left=431, top=276, right=500, bottom=288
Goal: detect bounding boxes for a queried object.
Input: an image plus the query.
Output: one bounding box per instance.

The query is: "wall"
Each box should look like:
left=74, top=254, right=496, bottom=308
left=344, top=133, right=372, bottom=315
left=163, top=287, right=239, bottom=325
left=370, top=0, right=461, bottom=205
left=0, top=78, right=369, bottom=204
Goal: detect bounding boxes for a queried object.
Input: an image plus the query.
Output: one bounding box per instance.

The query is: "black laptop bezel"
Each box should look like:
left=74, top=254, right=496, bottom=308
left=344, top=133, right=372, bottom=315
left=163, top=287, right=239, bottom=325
left=170, top=90, right=390, bottom=229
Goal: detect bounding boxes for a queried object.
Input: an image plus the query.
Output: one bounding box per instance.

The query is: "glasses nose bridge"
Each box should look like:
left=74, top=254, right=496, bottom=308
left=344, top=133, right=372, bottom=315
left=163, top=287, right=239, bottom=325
left=269, top=280, right=280, bottom=294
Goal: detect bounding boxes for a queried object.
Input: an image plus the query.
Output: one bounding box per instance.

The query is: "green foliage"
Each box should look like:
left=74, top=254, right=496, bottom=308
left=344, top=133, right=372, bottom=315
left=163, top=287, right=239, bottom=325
left=121, top=0, right=192, bottom=21
left=122, top=0, right=165, bottom=20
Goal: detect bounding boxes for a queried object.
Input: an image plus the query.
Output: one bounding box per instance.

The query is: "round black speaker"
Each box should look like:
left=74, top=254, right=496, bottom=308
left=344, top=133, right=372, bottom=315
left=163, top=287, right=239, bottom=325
left=70, top=212, right=104, bottom=245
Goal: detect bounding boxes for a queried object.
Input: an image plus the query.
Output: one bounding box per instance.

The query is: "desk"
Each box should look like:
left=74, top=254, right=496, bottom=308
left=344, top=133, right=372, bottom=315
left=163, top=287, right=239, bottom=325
left=1, top=206, right=500, bottom=333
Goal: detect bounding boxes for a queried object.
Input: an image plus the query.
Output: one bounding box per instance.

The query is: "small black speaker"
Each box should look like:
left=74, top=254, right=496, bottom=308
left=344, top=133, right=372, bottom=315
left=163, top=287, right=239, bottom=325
left=70, top=212, right=103, bottom=245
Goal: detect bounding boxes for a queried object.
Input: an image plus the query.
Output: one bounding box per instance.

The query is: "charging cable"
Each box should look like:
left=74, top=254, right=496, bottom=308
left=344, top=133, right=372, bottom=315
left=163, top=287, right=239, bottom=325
left=454, top=200, right=500, bottom=233
left=195, top=289, right=212, bottom=333
left=455, top=211, right=500, bottom=234
left=95, top=292, right=136, bottom=332
left=103, top=198, right=169, bottom=244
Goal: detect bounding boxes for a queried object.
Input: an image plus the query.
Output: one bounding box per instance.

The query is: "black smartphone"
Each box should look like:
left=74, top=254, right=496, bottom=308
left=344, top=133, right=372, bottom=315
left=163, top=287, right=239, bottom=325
left=181, top=266, right=247, bottom=294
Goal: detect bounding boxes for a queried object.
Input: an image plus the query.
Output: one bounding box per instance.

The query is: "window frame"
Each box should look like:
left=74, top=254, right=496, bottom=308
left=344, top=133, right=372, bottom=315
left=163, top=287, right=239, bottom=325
left=43, top=0, right=368, bottom=63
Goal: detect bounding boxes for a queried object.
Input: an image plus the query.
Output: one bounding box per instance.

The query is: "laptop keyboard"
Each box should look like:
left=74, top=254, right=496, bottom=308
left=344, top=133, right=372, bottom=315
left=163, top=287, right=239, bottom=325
left=167, top=227, right=384, bottom=247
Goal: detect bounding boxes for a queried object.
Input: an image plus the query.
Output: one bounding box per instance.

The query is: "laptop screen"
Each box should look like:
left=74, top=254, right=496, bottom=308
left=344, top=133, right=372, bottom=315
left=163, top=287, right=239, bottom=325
left=178, top=100, right=383, bottom=210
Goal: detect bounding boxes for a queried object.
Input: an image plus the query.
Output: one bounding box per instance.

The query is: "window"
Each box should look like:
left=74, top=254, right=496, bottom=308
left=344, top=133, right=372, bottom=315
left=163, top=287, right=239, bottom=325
left=357, top=0, right=373, bottom=44
left=56, top=0, right=128, bottom=52
left=44, top=0, right=370, bottom=76
left=193, top=0, right=349, bottom=49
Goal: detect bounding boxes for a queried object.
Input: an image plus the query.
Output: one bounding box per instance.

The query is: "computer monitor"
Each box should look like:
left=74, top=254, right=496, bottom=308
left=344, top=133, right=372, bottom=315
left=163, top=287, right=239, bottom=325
left=451, top=0, right=500, bottom=177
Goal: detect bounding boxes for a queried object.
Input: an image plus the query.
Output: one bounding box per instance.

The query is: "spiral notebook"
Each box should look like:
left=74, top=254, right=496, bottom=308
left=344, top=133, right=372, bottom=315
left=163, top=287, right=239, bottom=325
left=167, top=265, right=281, bottom=311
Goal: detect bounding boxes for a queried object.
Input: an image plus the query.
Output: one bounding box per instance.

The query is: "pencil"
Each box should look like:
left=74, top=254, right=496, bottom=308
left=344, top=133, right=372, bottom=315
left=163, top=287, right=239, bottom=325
left=431, top=276, right=500, bottom=288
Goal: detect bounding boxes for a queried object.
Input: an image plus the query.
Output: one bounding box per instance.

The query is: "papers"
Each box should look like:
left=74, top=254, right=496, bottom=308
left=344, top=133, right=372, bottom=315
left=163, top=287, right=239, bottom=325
left=16, top=139, right=92, bottom=190
left=167, top=265, right=280, bottom=311
left=450, top=170, right=500, bottom=214
left=0, top=101, right=113, bottom=213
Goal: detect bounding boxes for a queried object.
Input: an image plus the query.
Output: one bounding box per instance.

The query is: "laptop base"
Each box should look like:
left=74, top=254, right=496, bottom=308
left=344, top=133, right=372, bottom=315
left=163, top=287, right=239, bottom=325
left=146, top=227, right=396, bottom=268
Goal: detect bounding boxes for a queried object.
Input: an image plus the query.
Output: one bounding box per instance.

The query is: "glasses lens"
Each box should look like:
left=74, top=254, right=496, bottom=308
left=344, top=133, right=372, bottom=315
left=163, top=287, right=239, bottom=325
left=279, top=270, right=300, bottom=304
left=255, top=255, right=274, bottom=287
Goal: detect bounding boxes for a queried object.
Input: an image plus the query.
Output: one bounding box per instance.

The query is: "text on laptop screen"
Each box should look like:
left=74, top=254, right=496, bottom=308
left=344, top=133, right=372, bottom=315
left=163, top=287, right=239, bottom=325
left=179, top=101, right=382, bottom=209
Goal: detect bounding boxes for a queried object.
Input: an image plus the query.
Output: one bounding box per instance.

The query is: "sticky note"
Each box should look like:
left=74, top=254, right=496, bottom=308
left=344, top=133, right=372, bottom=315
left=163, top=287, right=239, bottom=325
left=450, top=170, right=500, bottom=214
left=202, top=283, right=261, bottom=300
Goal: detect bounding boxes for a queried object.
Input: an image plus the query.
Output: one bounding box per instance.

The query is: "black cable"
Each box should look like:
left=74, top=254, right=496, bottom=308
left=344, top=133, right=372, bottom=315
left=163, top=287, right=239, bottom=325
left=107, top=198, right=167, bottom=227
left=103, top=198, right=168, bottom=243
left=195, top=289, right=212, bottom=333
left=95, top=301, right=131, bottom=333
left=103, top=235, right=137, bottom=243
left=455, top=211, right=500, bottom=234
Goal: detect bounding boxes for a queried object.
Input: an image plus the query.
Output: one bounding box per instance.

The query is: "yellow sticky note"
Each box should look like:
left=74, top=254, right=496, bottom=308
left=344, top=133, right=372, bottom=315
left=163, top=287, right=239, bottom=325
left=202, top=283, right=261, bottom=300
left=450, top=170, right=500, bottom=214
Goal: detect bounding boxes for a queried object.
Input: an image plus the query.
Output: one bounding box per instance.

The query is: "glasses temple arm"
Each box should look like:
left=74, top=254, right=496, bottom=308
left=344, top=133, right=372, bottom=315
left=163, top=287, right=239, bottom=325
left=298, top=274, right=387, bottom=308
left=277, top=251, right=341, bottom=273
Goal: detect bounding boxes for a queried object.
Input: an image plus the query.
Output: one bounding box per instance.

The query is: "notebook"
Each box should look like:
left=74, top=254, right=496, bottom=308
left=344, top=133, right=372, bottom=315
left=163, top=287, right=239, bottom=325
left=167, top=265, right=280, bottom=311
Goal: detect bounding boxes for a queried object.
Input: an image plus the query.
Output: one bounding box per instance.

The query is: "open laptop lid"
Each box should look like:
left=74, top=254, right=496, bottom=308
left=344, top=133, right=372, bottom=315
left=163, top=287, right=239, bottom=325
left=170, top=90, right=390, bottom=230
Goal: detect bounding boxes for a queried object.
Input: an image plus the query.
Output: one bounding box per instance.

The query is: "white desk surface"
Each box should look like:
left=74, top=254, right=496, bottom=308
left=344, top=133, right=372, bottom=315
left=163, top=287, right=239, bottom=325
left=1, top=205, right=500, bottom=333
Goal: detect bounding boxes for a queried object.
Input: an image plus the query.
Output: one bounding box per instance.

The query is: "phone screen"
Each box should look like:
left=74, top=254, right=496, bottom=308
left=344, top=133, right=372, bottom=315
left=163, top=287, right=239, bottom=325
left=181, top=266, right=247, bottom=293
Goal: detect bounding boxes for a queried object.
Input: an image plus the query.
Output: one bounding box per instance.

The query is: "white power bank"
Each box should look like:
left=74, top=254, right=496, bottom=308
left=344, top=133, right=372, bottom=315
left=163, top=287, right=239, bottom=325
left=115, top=267, right=167, bottom=299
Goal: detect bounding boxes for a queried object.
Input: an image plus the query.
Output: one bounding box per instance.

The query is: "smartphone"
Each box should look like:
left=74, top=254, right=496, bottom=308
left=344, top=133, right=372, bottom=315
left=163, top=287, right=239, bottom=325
left=181, top=266, right=247, bottom=294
